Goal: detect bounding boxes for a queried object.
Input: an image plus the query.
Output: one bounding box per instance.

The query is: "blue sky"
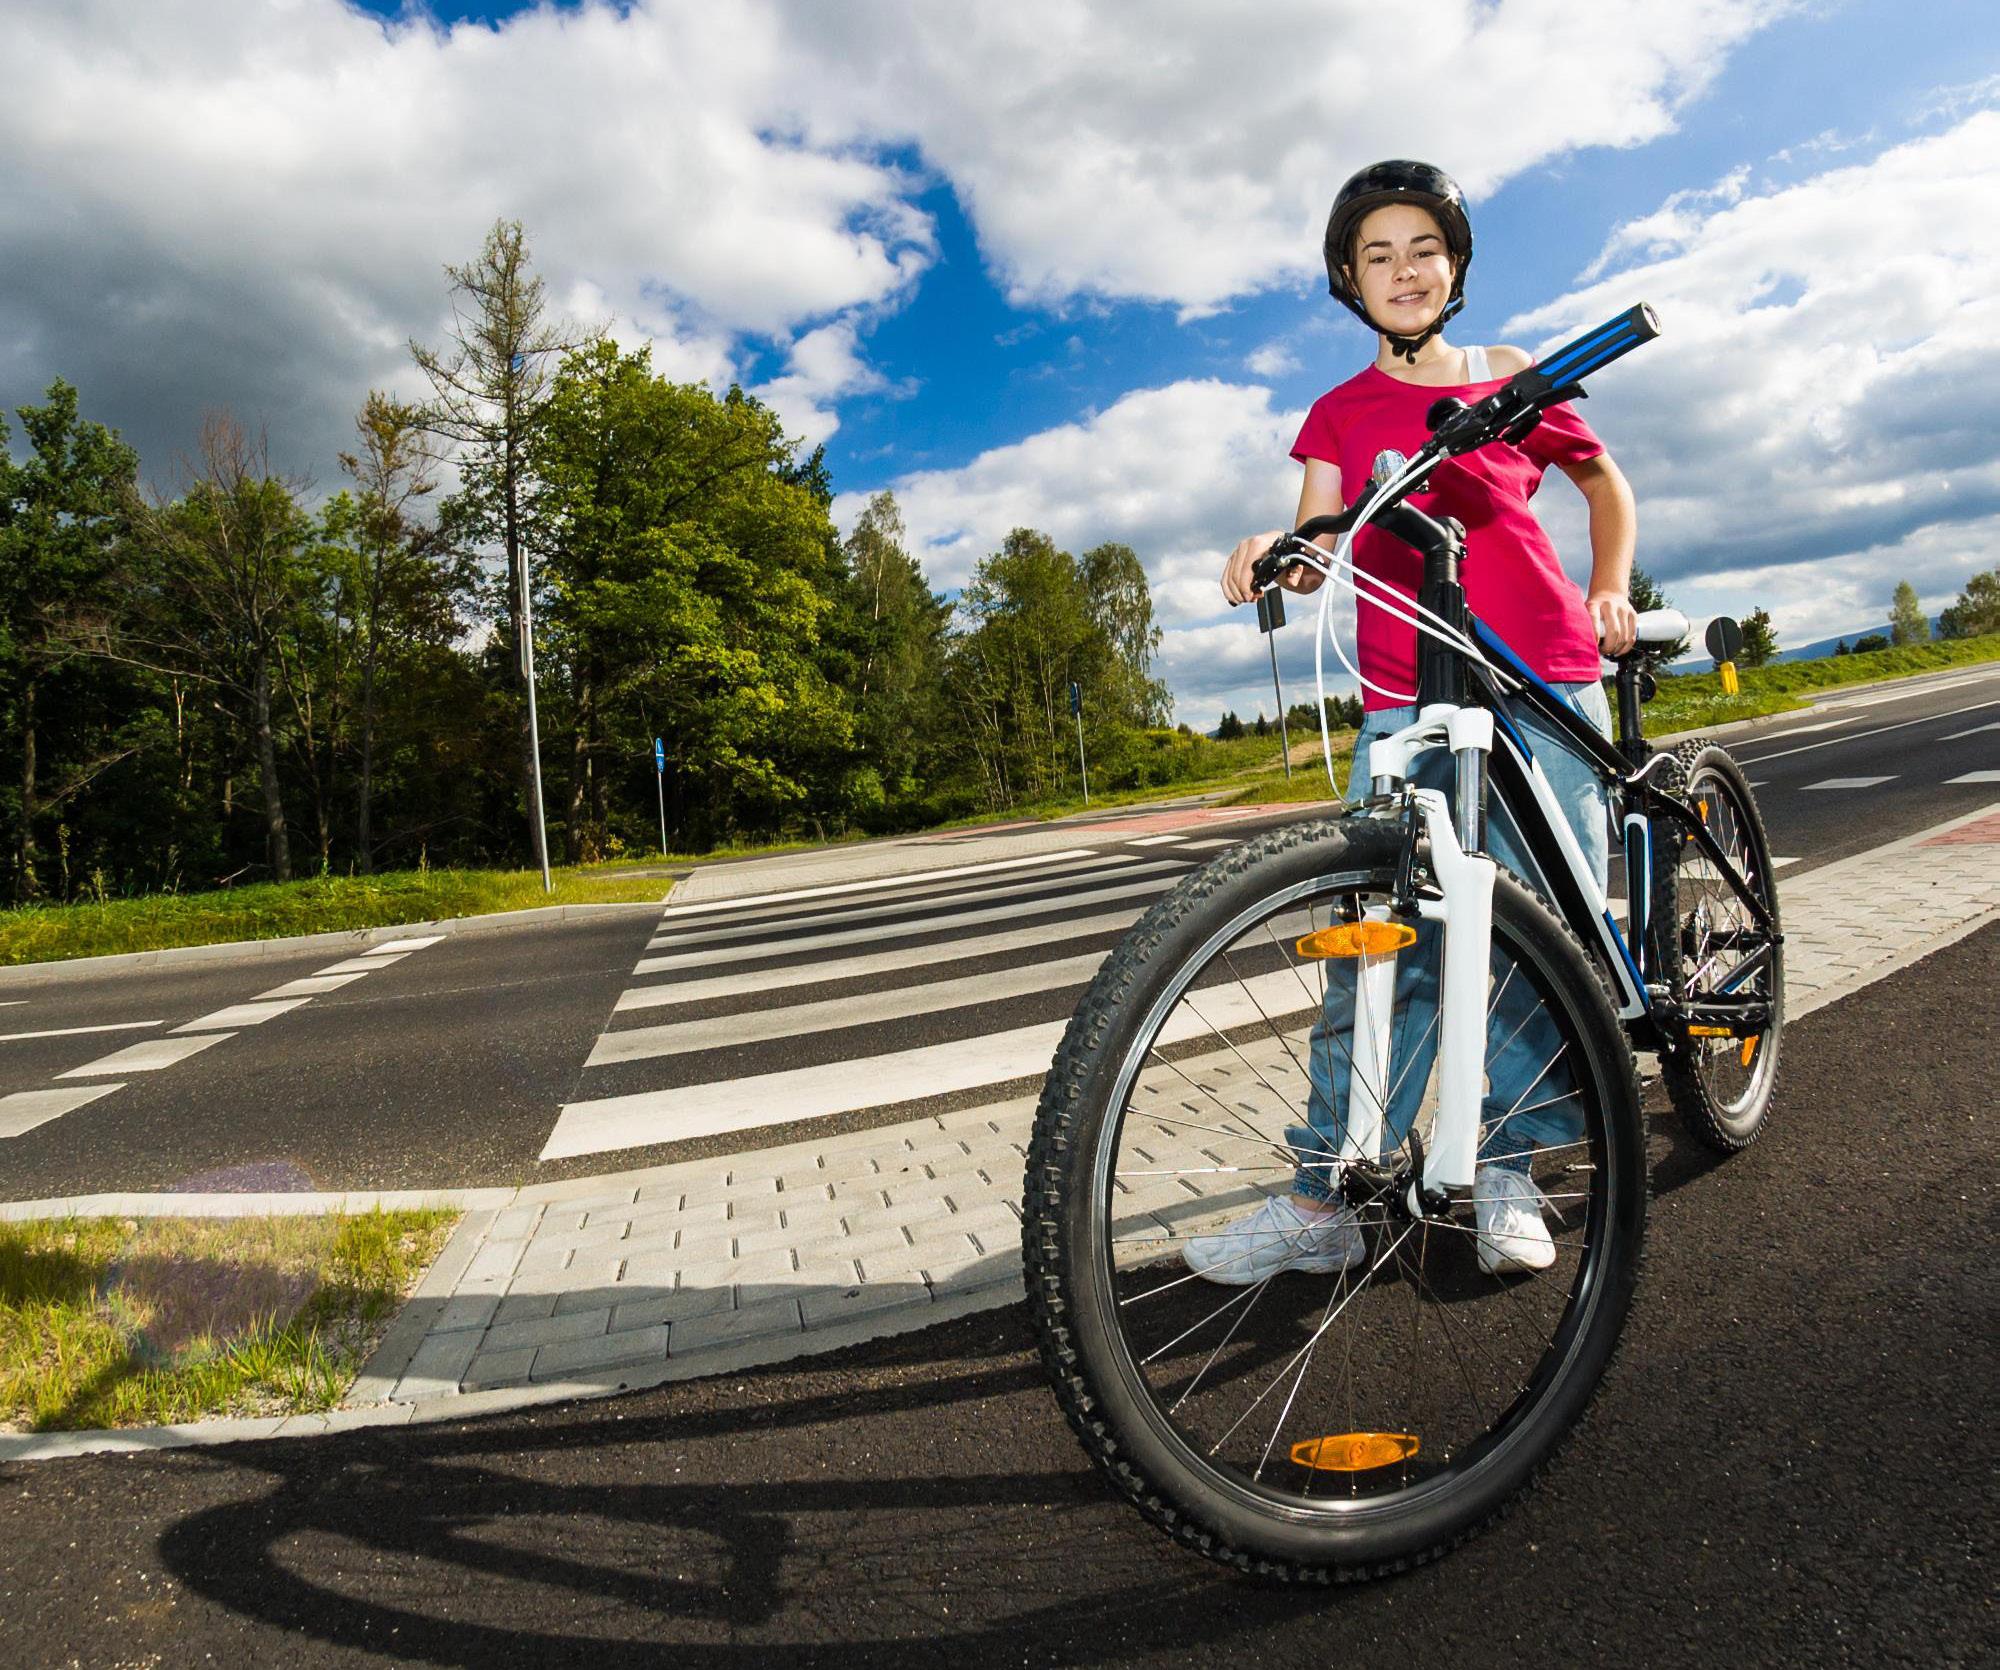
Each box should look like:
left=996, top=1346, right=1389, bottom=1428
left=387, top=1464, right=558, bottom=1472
left=7, top=1, right=1999, bottom=723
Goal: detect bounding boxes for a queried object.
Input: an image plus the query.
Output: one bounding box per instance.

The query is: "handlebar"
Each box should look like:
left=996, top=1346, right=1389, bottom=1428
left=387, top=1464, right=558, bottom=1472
left=1246, top=302, right=1660, bottom=594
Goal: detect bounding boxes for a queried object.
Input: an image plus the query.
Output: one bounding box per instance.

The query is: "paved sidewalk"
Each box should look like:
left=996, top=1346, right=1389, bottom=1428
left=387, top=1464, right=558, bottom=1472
left=347, top=800, right=2000, bottom=1407
left=6, top=801, right=1995, bottom=1460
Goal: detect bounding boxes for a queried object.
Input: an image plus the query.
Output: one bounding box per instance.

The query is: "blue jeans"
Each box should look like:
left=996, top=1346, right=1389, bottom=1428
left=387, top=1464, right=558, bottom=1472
left=1288, top=681, right=1613, bottom=1200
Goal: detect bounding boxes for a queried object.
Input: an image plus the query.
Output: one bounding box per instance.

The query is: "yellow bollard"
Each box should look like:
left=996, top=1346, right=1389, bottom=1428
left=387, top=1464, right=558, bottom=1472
left=1719, top=660, right=1740, bottom=696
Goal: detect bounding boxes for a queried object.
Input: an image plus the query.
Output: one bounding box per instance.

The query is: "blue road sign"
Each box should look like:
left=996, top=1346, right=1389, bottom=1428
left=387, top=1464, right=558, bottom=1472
left=654, top=737, right=665, bottom=772
left=1069, top=681, right=1082, bottom=717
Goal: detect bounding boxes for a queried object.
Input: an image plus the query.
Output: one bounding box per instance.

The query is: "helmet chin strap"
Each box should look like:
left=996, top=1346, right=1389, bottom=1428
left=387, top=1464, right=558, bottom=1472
left=1369, top=293, right=1466, bottom=364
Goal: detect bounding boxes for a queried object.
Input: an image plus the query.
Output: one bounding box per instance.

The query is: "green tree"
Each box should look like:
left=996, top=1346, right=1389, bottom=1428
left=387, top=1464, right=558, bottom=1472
left=1889, top=580, right=1929, bottom=646
left=0, top=381, right=144, bottom=898
left=1080, top=541, right=1171, bottom=727
left=323, top=394, right=464, bottom=871
left=948, top=529, right=1104, bottom=806
left=1938, top=569, right=2000, bottom=639
left=134, top=416, right=317, bottom=882
left=412, top=219, right=587, bottom=875
left=1738, top=607, right=1779, bottom=668
left=524, top=342, right=853, bottom=851
left=1851, top=633, right=1889, bottom=654
left=1215, top=711, right=1245, bottom=740
left=840, top=491, right=951, bottom=806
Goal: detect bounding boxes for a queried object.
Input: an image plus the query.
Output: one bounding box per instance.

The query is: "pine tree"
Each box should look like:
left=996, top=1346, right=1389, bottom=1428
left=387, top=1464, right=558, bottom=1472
left=1889, top=581, right=1929, bottom=646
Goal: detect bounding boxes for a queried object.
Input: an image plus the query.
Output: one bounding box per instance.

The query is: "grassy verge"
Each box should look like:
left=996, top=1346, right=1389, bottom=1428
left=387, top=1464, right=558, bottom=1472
left=0, top=864, right=673, bottom=967
left=1221, top=635, right=2000, bottom=803
left=0, top=1208, right=457, bottom=1432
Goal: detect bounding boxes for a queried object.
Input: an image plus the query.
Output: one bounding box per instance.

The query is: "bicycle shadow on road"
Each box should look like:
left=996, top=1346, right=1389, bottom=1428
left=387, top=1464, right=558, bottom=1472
left=151, top=1313, right=1327, bottom=1665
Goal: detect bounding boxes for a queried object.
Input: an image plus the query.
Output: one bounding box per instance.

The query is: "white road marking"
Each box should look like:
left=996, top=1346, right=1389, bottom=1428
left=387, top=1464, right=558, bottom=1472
left=1738, top=698, right=2000, bottom=764
left=363, top=936, right=445, bottom=954
left=1801, top=776, right=1896, bottom=790
left=1944, top=770, right=2000, bottom=784
left=0, top=1001, right=27, bottom=1008
left=1178, top=837, right=1241, bottom=850
left=257, top=973, right=372, bottom=998
left=1772, top=856, right=1802, bottom=868
left=59, top=1033, right=235, bottom=1077
left=616, top=904, right=1156, bottom=1012
left=632, top=873, right=1177, bottom=975
left=315, top=954, right=411, bottom=975
left=174, top=999, right=313, bottom=1033
left=1938, top=721, right=2000, bottom=741
left=544, top=965, right=1315, bottom=1160
left=1128, top=833, right=1188, bottom=846
left=591, top=950, right=1116, bottom=1066
left=0, top=1020, right=163, bottom=1045
left=0, top=1083, right=124, bottom=1140
left=659, top=848, right=1099, bottom=919
left=646, top=856, right=1167, bottom=949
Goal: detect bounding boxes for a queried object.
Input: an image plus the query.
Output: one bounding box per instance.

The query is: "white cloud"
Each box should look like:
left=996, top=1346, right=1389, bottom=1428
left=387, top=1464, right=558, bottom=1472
left=789, top=0, right=1791, bottom=312
left=1, top=0, right=1790, bottom=483
left=1501, top=106, right=2000, bottom=643
left=834, top=379, right=1304, bottom=599
left=0, top=0, right=932, bottom=480
left=1246, top=342, right=1300, bottom=378
left=751, top=321, right=896, bottom=446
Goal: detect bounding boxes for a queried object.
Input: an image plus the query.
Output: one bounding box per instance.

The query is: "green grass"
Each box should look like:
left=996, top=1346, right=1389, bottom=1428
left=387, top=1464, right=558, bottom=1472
left=0, top=1208, right=458, bottom=1431
left=0, top=864, right=675, bottom=967
left=1646, top=631, right=2000, bottom=733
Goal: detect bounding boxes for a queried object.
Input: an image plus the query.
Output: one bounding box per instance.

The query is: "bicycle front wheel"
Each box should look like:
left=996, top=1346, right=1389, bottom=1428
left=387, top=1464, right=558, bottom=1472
left=1023, top=815, right=1646, bottom=1582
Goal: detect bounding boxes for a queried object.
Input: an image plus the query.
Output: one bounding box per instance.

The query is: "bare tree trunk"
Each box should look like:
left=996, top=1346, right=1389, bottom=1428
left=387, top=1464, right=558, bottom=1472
left=252, top=649, right=291, bottom=882
left=566, top=664, right=592, bottom=865
left=17, top=680, right=40, bottom=902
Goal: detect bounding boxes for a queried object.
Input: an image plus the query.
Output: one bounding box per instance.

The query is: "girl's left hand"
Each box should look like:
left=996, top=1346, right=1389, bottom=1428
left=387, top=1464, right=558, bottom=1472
left=1587, top=590, right=1639, bottom=656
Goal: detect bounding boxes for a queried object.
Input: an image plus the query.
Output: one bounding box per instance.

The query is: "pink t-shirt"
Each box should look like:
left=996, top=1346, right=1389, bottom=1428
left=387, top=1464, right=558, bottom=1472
left=1291, top=364, right=1606, bottom=709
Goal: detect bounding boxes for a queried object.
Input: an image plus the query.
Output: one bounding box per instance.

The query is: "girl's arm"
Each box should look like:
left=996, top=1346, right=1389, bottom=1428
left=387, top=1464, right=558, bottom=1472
left=1559, top=452, right=1638, bottom=655
left=1221, top=458, right=1344, bottom=604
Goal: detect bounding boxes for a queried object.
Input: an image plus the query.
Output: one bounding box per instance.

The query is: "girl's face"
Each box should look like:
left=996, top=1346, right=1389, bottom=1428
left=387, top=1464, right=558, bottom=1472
left=1346, top=203, right=1455, bottom=334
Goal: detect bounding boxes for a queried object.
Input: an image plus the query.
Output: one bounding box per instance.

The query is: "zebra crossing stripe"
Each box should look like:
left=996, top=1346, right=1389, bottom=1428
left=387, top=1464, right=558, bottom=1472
left=659, top=848, right=1100, bottom=919
left=590, top=949, right=1115, bottom=1067
left=614, top=905, right=1156, bottom=1013
left=645, top=856, right=1171, bottom=949
left=543, top=965, right=1318, bottom=1160
left=59, top=1033, right=235, bottom=1077
left=632, top=873, right=1178, bottom=976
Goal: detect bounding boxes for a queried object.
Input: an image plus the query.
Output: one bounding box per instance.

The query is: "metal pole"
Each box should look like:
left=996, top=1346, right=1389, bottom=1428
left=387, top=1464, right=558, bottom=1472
left=1268, top=630, right=1292, bottom=781
left=1075, top=711, right=1090, bottom=805
left=519, top=557, right=552, bottom=894
left=655, top=764, right=667, bottom=858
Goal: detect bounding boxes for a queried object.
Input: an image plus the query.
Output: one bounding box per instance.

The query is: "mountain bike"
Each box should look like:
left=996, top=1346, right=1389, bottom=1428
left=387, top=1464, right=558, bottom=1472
left=1021, top=304, right=1785, bottom=1582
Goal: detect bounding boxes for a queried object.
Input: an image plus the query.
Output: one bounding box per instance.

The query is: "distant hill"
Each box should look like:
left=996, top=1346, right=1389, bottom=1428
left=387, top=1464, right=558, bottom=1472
left=1674, top=617, right=1947, bottom=673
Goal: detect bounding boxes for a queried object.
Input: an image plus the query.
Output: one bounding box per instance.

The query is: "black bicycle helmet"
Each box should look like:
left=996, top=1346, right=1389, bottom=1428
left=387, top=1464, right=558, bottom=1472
left=1323, top=160, right=1473, bottom=361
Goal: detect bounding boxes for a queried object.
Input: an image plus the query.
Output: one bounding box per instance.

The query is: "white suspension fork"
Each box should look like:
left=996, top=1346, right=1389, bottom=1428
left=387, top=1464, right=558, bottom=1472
left=1347, top=705, right=1495, bottom=1192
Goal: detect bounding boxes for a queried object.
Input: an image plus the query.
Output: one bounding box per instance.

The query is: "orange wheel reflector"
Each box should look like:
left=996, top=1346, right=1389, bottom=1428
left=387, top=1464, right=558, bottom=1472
left=1687, top=1024, right=1732, bottom=1038
left=1740, top=1035, right=1761, bottom=1067
left=1698, top=798, right=1710, bottom=821
left=1291, top=1432, right=1420, bottom=1472
left=1296, top=921, right=1417, bottom=960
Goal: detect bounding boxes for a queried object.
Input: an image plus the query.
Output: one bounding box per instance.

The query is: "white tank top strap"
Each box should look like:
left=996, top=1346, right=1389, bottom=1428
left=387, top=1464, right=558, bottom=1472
left=1462, top=343, right=1492, bottom=382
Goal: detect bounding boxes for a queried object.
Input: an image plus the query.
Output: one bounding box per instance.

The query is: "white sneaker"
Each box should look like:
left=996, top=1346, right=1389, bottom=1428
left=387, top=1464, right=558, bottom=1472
left=1473, top=1166, right=1556, bottom=1275
left=1181, top=1194, right=1367, bottom=1286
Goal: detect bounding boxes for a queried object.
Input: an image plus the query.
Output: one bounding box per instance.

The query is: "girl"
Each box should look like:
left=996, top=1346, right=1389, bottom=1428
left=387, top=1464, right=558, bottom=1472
left=1187, top=159, right=1639, bottom=1285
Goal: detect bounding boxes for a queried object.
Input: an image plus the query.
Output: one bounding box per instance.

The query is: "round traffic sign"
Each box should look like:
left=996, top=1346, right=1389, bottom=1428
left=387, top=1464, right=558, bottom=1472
left=1704, top=616, right=1744, bottom=663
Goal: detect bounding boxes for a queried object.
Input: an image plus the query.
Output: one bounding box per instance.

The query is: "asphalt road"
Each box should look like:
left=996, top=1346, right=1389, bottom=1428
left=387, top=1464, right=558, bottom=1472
left=0, top=663, right=1994, bottom=1200
left=2, top=921, right=1991, bottom=1668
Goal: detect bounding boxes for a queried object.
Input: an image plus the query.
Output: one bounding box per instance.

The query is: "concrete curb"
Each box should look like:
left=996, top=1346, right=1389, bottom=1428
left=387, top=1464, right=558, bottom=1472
left=0, top=1280, right=1024, bottom=1463
left=0, top=1187, right=519, bottom=1223
left=0, top=898, right=668, bottom=988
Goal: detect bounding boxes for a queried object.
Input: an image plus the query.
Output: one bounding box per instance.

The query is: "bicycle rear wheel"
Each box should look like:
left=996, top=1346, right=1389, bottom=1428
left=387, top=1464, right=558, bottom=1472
left=1651, top=740, right=1784, bottom=1151
left=1023, top=816, right=1645, bottom=1582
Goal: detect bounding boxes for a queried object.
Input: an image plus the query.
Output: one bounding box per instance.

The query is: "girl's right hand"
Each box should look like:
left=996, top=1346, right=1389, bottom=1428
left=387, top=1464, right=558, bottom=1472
left=1222, top=531, right=1325, bottom=606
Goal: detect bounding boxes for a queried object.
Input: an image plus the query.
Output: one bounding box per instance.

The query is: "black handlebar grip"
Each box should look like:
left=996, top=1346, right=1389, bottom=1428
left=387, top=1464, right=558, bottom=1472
left=1533, top=303, right=1660, bottom=389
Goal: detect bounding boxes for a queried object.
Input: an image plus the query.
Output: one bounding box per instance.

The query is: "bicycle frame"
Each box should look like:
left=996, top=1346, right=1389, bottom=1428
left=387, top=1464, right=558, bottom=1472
left=1322, top=514, right=1778, bottom=1198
